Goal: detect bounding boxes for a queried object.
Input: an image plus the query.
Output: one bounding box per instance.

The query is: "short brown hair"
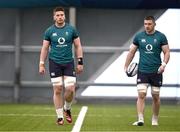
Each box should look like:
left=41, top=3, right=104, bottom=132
left=144, top=16, right=155, bottom=23
left=53, top=7, right=65, bottom=13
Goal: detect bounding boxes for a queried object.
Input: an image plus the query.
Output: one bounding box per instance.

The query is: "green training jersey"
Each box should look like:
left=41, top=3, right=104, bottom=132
left=44, top=23, right=79, bottom=64
left=133, top=30, right=168, bottom=73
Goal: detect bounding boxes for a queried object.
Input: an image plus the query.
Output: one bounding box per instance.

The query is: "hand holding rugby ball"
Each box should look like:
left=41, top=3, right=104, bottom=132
left=126, top=62, right=138, bottom=77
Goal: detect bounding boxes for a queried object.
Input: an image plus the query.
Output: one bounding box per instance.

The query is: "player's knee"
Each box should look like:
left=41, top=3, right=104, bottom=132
left=53, top=86, right=63, bottom=95
left=153, top=96, right=160, bottom=103
left=138, top=92, right=146, bottom=99
left=66, top=86, right=75, bottom=93
left=64, top=76, right=76, bottom=88
left=152, top=93, right=160, bottom=101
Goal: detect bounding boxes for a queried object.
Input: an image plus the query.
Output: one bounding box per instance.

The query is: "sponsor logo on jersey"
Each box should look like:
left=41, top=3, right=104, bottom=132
left=146, top=44, right=153, bottom=51
left=141, top=39, right=146, bottom=43
left=57, top=37, right=67, bottom=47
left=58, top=37, right=65, bottom=44
left=145, top=44, right=154, bottom=54
left=52, top=32, right=57, bottom=37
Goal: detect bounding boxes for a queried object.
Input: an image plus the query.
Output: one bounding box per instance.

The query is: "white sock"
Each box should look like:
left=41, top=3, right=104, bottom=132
left=64, top=101, right=72, bottom=110
left=56, top=108, right=63, bottom=119
left=138, top=113, right=144, bottom=122
left=152, top=115, right=158, bottom=121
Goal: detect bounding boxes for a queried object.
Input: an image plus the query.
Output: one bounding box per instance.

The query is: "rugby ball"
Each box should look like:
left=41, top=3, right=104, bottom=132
left=126, top=62, right=138, bottom=77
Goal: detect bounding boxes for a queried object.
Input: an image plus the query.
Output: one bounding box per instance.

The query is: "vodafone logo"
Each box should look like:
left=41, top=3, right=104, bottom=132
left=58, top=37, right=65, bottom=45
left=145, top=44, right=154, bottom=54
left=146, top=44, right=153, bottom=51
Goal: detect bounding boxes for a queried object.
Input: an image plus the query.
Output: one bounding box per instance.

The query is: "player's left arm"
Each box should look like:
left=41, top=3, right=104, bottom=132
left=158, top=44, right=170, bottom=74
left=162, top=44, right=170, bottom=65
left=74, top=37, right=83, bottom=74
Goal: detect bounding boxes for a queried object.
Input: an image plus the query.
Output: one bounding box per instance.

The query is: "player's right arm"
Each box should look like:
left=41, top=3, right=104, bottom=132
left=124, top=44, right=138, bottom=72
left=39, top=40, right=50, bottom=75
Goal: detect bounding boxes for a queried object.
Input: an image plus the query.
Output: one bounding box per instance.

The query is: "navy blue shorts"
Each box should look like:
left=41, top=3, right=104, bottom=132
left=137, top=71, right=163, bottom=87
left=49, top=59, right=76, bottom=78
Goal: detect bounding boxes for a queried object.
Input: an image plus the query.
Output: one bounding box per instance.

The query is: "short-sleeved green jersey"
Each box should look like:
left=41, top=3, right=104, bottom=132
left=44, top=23, right=79, bottom=64
left=133, top=30, right=168, bottom=73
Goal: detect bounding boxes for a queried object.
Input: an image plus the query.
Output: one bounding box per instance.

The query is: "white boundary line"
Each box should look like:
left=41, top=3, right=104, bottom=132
left=71, top=106, right=88, bottom=132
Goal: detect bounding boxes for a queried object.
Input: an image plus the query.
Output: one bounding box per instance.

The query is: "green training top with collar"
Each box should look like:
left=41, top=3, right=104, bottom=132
left=133, top=30, right=168, bottom=73
left=44, top=23, right=79, bottom=64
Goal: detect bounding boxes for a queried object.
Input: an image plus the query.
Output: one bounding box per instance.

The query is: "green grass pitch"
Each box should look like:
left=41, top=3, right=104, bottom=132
left=0, top=103, right=180, bottom=131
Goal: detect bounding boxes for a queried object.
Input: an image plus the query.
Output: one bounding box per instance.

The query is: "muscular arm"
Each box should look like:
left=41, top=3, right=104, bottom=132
left=157, top=44, right=170, bottom=74
left=74, top=37, right=83, bottom=74
left=39, top=40, right=50, bottom=75
left=124, top=44, right=138, bottom=71
left=162, top=44, right=170, bottom=65
left=40, top=40, right=50, bottom=63
left=74, top=37, right=83, bottom=58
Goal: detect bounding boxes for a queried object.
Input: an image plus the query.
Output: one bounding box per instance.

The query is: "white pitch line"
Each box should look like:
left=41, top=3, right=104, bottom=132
left=71, top=106, right=88, bottom=132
